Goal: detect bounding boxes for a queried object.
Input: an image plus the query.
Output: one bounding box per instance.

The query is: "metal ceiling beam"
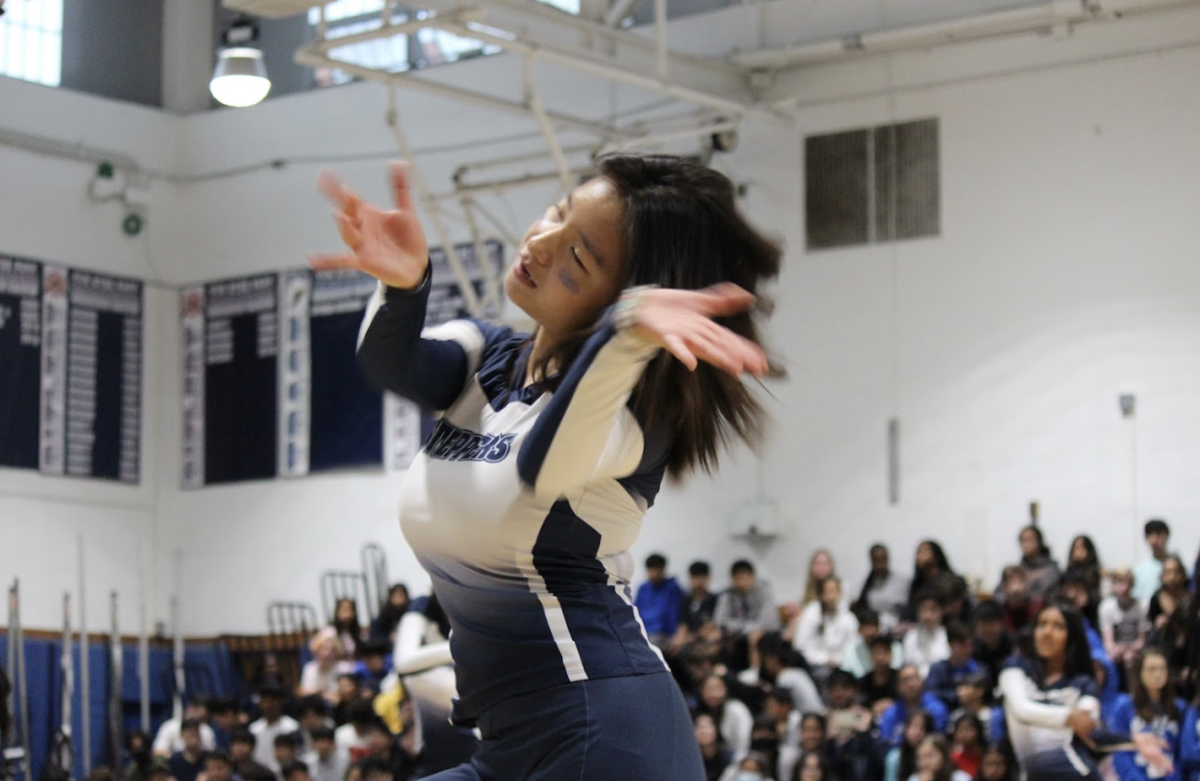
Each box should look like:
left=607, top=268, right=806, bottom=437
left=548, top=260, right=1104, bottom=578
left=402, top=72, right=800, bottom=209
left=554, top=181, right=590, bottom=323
left=293, top=46, right=623, bottom=139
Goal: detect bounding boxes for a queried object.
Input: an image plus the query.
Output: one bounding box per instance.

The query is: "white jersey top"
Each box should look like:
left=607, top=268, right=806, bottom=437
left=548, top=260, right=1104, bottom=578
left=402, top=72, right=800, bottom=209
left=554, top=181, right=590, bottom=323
left=358, top=276, right=670, bottom=726
left=999, top=656, right=1101, bottom=763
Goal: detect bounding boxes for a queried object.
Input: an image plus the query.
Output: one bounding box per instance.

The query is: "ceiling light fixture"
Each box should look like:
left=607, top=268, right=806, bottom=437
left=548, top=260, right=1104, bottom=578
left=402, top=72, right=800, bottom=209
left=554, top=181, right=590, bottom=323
left=210, top=16, right=271, bottom=108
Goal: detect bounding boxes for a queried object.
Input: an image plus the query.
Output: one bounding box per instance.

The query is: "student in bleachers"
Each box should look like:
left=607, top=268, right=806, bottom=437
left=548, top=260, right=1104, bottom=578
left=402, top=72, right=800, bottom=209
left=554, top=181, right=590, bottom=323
left=694, top=712, right=734, bottom=781
left=331, top=598, right=364, bottom=659
left=727, top=751, right=773, bottom=781
left=907, top=541, right=959, bottom=623
left=168, top=719, right=208, bottom=781
left=299, top=629, right=350, bottom=704
left=273, top=733, right=302, bottom=779
left=698, top=673, right=755, bottom=756
left=763, top=690, right=801, bottom=778
left=748, top=633, right=825, bottom=717
left=792, top=750, right=836, bottom=781
left=996, top=566, right=1040, bottom=636
left=302, top=726, right=347, bottom=781
left=1100, top=569, right=1150, bottom=677
left=154, top=698, right=217, bottom=757
left=802, top=550, right=837, bottom=607
left=249, top=686, right=300, bottom=773
left=748, top=715, right=785, bottom=781
left=824, top=669, right=882, bottom=781
left=280, top=761, right=310, bottom=781
left=911, top=734, right=971, bottom=781
left=924, top=622, right=981, bottom=711
left=352, top=640, right=392, bottom=697
left=788, top=577, right=859, bottom=684
left=368, top=584, right=410, bottom=645
left=880, top=666, right=950, bottom=749
left=903, top=591, right=951, bottom=679
left=948, top=671, right=993, bottom=740
left=714, top=560, right=780, bottom=672
left=1008, top=526, right=1061, bottom=602
left=634, top=553, right=685, bottom=649
left=976, top=743, right=1016, bottom=781
left=883, top=710, right=934, bottom=781
left=841, top=608, right=902, bottom=679
left=971, top=601, right=1013, bottom=699
left=673, top=561, right=721, bottom=654
left=1149, top=557, right=1191, bottom=641
left=229, top=729, right=273, bottom=781
left=796, top=713, right=829, bottom=773
left=201, top=752, right=238, bottom=781
left=947, top=712, right=984, bottom=779
left=860, top=635, right=900, bottom=717
left=1065, top=536, right=1103, bottom=613
left=334, top=699, right=376, bottom=759
left=1108, top=647, right=1185, bottom=781
left=209, top=698, right=240, bottom=752
left=1134, top=520, right=1172, bottom=604
left=854, top=544, right=910, bottom=636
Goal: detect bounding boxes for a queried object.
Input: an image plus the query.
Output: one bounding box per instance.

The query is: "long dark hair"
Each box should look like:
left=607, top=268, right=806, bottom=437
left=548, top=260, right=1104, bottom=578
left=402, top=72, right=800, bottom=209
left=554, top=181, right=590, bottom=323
left=1019, top=525, right=1051, bottom=561
left=1066, top=535, right=1099, bottom=570
left=917, top=540, right=952, bottom=575
left=1130, top=646, right=1181, bottom=723
left=331, top=597, right=361, bottom=636
left=527, top=153, right=782, bottom=480
left=898, top=710, right=935, bottom=781
left=1028, top=602, right=1095, bottom=685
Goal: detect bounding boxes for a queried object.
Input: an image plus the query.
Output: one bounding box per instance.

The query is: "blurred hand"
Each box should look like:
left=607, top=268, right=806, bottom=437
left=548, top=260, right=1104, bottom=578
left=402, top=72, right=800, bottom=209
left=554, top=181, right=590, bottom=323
left=629, top=283, right=767, bottom=378
left=309, top=162, right=430, bottom=290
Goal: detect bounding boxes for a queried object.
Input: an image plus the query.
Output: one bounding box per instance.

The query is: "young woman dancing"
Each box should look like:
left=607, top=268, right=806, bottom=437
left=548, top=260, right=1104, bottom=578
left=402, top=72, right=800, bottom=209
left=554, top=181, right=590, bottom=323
left=310, top=153, right=780, bottom=780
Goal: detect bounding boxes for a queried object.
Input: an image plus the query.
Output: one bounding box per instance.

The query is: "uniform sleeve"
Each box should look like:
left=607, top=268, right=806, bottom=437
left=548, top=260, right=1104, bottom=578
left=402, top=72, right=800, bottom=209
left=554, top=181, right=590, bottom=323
left=392, top=612, right=452, bottom=676
left=998, top=666, right=1073, bottom=729
left=516, top=313, right=659, bottom=502
left=356, top=272, right=490, bottom=411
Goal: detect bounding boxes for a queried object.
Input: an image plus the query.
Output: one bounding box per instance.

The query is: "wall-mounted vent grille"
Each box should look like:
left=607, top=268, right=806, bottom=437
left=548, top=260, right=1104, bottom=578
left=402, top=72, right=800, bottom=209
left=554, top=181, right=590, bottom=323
left=805, top=118, right=940, bottom=251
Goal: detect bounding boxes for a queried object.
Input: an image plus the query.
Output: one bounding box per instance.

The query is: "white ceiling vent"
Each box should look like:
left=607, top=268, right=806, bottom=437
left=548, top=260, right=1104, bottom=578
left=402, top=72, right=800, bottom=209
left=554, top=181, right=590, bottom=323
left=221, top=0, right=327, bottom=19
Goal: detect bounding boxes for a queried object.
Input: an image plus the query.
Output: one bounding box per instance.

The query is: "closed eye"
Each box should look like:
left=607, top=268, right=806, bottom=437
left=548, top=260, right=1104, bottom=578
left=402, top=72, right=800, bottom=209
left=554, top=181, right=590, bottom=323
left=571, top=247, right=586, bottom=269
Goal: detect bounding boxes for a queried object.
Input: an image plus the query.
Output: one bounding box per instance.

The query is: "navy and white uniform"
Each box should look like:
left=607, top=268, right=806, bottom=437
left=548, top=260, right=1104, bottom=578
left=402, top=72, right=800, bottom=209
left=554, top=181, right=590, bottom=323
left=999, top=656, right=1127, bottom=780
left=358, top=275, right=704, bottom=780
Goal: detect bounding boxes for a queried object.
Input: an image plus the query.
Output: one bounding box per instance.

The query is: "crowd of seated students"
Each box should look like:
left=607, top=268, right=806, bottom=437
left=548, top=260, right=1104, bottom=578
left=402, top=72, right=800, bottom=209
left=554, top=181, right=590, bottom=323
left=90, top=516, right=1200, bottom=781
left=639, top=517, right=1200, bottom=781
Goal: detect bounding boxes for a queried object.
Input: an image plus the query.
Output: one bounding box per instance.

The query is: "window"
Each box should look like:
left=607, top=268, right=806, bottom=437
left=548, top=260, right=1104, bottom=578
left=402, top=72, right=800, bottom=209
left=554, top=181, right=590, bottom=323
left=805, top=118, right=940, bottom=250
left=0, top=0, right=64, bottom=86
left=307, top=0, right=498, bottom=87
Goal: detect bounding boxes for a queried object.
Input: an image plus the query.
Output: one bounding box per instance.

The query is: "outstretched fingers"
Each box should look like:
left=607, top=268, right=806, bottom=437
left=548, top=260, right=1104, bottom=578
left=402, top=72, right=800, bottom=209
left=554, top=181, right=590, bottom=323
left=389, top=161, right=416, bottom=212
left=307, top=251, right=359, bottom=272
left=695, top=282, right=757, bottom=317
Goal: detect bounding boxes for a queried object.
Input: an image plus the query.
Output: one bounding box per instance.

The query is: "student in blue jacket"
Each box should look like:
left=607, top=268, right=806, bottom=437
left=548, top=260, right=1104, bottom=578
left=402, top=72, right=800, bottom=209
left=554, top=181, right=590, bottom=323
left=1107, top=647, right=1184, bottom=781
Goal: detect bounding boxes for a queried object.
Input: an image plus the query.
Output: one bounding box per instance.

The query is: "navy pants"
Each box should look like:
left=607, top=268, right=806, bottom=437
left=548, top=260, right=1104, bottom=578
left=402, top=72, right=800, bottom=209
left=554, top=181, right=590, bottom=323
left=424, top=672, right=704, bottom=781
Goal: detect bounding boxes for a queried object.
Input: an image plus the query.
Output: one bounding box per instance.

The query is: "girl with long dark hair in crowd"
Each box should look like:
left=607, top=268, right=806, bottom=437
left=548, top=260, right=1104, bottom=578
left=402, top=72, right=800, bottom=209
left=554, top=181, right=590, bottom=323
left=313, top=153, right=779, bottom=779
left=693, top=712, right=733, bottom=781
left=1011, top=526, right=1061, bottom=602
left=330, top=597, right=363, bottom=657
left=975, top=743, right=1016, bottom=781
left=999, top=602, right=1172, bottom=779
left=856, top=543, right=910, bottom=634
left=885, top=710, right=934, bottom=781
left=368, top=583, right=410, bottom=643
left=1107, top=647, right=1184, bottom=781
left=910, top=734, right=971, bottom=781
left=907, top=540, right=961, bottom=620
left=1065, top=535, right=1102, bottom=599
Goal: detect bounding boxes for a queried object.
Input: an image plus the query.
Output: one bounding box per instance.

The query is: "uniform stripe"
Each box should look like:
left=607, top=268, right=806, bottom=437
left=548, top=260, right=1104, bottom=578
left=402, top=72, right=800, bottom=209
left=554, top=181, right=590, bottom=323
left=514, top=546, right=589, bottom=682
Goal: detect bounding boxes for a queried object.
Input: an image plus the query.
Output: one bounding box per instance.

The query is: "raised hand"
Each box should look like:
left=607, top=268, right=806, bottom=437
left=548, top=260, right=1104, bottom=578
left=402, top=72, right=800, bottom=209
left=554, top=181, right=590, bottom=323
left=309, top=162, right=430, bottom=290
left=628, top=283, right=768, bottom=378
